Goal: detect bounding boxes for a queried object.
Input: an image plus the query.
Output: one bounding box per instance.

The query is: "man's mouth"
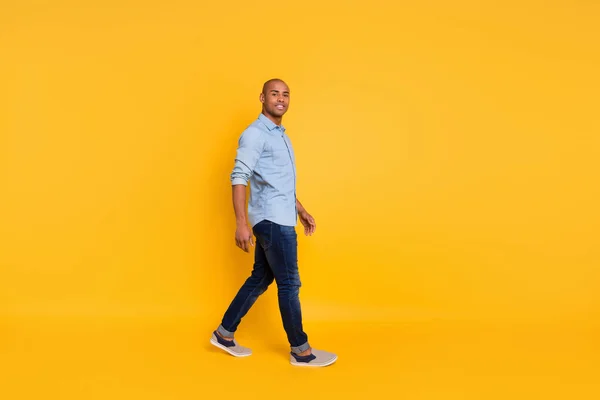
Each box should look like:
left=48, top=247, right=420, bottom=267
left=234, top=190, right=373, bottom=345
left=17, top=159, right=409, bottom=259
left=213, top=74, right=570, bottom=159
left=276, top=105, right=285, bottom=110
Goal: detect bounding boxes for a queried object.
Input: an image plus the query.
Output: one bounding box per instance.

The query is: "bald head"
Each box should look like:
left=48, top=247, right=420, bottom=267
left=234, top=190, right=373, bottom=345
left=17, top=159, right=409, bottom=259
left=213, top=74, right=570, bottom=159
left=262, top=78, right=288, bottom=95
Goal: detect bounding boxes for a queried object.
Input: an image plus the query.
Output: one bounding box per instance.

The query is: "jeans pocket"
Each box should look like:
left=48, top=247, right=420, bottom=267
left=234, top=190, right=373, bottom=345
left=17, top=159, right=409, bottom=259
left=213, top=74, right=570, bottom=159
left=253, top=220, right=273, bottom=250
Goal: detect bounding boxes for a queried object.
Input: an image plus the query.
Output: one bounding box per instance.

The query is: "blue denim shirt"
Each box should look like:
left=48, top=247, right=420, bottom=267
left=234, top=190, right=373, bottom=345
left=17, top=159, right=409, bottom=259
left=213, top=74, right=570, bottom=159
left=230, top=113, right=297, bottom=227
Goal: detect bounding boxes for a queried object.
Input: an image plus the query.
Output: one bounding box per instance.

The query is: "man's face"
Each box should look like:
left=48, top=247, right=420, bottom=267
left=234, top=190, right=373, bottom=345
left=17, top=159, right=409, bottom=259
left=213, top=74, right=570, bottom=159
left=260, top=80, right=290, bottom=119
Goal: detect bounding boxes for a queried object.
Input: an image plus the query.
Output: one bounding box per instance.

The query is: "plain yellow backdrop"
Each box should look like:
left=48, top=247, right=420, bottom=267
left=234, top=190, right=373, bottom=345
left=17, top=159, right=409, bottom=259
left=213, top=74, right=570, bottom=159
left=1, top=1, right=599, bottom=399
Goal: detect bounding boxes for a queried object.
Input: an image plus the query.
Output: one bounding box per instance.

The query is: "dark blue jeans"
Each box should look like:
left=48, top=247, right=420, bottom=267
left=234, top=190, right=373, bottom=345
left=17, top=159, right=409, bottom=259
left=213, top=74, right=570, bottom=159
left=217, top=220, right=310, bottom=354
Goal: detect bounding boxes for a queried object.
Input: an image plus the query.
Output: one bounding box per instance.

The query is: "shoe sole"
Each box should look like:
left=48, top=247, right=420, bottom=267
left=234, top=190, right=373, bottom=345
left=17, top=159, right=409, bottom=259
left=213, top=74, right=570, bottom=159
left=209, top=337, right=252, bottom=357
left=290, top=355, right=338, bottom=367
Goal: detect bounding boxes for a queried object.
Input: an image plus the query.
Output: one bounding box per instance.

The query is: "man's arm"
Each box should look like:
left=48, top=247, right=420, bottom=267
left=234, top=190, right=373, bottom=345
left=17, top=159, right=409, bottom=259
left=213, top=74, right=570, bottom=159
left=296, top=197, right=316, bottom=236
left=296, top=198, right=306, bottom=214
left=230, top=128, right=264, bottom=252
left=233, top=184, right=253, bottom=252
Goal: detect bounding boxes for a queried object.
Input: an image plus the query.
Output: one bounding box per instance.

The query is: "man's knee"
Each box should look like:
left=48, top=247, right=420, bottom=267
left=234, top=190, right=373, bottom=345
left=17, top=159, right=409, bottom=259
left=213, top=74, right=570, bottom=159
left=276, top=280, right=301, bottom=296
left=246, top=270, right=274, bottom=290
left=259, top=275, right=275, bottom=293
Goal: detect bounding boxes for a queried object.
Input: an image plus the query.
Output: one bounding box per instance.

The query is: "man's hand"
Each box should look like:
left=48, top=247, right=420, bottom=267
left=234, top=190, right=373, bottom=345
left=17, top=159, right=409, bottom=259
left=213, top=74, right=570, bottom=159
left=299, top=210, right=316, bottom=236
left=235, top=224, right=254, bottom=252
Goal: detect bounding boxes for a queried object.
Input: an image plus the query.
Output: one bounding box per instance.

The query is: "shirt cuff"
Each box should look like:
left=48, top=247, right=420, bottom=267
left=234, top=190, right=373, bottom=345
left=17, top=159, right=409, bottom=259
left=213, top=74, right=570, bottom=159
left=231, top=177, right=248, bottom=186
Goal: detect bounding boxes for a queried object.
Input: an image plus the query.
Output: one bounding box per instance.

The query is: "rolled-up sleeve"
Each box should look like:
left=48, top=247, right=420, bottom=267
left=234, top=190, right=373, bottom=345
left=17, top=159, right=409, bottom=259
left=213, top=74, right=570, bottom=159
left=230, top=127, right=265, bottom=186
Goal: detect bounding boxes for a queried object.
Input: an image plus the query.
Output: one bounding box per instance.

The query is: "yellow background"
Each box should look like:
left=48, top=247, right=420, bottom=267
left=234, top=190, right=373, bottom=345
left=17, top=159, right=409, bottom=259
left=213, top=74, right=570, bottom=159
left=1, top=0, right=599, bottom=399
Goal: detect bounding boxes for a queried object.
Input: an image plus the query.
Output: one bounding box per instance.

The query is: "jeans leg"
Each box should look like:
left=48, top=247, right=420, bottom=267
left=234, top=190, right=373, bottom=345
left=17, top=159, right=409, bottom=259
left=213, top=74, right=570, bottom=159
left=219, top=238, right=274, bottom=337
left=257, top=221, right=310, bottom=353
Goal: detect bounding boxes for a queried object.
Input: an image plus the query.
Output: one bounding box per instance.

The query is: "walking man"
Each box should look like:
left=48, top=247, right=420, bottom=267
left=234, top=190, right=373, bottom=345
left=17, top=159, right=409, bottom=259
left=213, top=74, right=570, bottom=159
left=210, top=79, right=337, bottom=367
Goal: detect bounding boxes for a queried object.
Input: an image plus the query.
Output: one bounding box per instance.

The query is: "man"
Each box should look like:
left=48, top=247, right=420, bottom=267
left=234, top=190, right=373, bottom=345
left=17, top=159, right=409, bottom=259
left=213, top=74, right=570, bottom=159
left=210, top=79, right=337, bottom=367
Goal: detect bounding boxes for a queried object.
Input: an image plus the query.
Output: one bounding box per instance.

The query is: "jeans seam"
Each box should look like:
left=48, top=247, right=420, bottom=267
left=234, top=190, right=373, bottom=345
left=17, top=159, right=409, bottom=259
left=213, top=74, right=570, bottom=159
left=280, top=229, right=302, bottom=347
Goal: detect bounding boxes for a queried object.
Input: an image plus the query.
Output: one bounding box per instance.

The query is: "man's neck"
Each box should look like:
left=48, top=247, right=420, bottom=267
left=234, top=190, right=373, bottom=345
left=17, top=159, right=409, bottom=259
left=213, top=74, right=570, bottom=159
left=262, top=111, right=282, bottom=126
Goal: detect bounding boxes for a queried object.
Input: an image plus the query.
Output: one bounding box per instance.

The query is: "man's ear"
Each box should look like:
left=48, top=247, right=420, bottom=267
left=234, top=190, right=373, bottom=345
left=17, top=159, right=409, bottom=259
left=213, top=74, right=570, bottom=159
left=259, top=93, right=265, bottom=103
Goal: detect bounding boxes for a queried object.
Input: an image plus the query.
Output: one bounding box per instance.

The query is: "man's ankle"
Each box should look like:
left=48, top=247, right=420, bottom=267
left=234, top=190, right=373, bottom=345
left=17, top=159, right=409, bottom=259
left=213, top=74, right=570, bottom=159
left=216, top=331, right=234, bottom=341
left=296, top=348, right=312, bottom=357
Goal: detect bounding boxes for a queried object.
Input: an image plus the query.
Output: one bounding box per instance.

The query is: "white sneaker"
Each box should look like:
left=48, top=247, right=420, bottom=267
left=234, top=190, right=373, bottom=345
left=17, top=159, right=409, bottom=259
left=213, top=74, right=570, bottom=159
left=290, top=349, right=337, bottom=367
left=210, top=331, right=252, bottom=357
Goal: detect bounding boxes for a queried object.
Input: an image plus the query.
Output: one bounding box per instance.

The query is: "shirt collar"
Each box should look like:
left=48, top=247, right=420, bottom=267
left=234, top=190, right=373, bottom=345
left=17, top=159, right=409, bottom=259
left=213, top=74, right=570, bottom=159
left=258, top=113, right=285, bottom=133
